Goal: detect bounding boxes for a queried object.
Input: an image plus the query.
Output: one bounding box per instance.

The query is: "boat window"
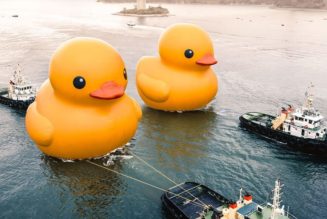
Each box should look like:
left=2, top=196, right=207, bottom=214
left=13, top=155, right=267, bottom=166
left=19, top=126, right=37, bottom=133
left=299, top=118, right=304, bottom=121
left=309, top=120, right=313, bottom=124
left=305, top=119, right=307, bottom=122
left=316, top=133, right=320, bottom=137
left=301, top=129, right=305, bottom=136
left=294, top=116, right=298, bottom=120
left=288, top=125, right=290, bottom=131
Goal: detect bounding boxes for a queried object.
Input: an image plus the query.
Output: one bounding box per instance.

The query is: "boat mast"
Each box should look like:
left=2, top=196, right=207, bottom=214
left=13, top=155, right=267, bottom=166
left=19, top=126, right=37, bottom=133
left=12, top=64, right=25, bottom=85
left=304, top=83, right=314, bottom=110
left=270, top=179, right=283, bottom=219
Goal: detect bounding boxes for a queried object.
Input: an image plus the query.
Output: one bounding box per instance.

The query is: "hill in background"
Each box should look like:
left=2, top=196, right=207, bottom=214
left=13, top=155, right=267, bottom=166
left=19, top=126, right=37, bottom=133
left=98, top=0, right=327, bottom=9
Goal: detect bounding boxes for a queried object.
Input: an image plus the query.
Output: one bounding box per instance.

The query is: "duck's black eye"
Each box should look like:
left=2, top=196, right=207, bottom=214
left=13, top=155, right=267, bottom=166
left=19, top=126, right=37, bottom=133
left=123, top=68, right=127, bottom=80
left=73, top=76, right=86, bottom=89
left=184, top=49, right=194, bottom=59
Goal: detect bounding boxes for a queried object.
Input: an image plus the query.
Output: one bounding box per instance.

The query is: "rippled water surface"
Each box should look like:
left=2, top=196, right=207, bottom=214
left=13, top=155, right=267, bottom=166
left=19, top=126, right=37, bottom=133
left=1, top=0, right=327, bottom=218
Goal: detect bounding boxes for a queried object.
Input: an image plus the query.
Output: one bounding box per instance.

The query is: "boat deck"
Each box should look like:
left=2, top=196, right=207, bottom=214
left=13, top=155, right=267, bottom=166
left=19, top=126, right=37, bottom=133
left=241, top=112, right=275, bottom=127
left=247, top=205, right=295, bottom=219
left=163, top=182, right=229, bottom=219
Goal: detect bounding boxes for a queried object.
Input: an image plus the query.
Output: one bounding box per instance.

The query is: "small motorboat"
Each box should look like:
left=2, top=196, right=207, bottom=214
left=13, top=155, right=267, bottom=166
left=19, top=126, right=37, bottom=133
left=240, top=84, right=327, bottom=154
left=161, top=180, right=296, bottom=219
left=127, top=21, right=136, bottom=27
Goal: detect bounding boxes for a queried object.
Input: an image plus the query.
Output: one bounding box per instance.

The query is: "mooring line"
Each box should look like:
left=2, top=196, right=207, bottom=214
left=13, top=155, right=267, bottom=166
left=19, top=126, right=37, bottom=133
left=129, top=151, right=209, bottom=208
left=129, top=151, right=178, bottom=185
left=86, top=160, right=207, bottom=209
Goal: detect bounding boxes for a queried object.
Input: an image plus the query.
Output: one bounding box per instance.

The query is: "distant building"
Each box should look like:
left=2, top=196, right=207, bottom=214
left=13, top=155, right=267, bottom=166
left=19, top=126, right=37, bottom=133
left=137, top=0, right=146, bottom=10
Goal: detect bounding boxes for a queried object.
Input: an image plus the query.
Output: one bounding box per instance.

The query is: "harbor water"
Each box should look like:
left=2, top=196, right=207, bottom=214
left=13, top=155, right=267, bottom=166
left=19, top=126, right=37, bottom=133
left=0, top=0, right=327, bottom=218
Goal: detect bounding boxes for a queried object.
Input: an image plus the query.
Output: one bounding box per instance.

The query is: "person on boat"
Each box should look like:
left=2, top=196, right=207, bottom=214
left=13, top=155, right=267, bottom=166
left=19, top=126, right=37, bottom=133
left=286, top=105, right=294, bottom=119
left=281, top=107, right=288, bottom=114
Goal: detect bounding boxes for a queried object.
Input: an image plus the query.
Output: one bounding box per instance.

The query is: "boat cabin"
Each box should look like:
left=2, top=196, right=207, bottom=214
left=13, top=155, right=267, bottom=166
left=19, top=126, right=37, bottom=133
left=6, top=64, right=36, bottom=101
left=275, top=84, right=326, bottom=141
left=283, top=107, right=326, bottom=140
left=292, top=108, right=323, bottom=129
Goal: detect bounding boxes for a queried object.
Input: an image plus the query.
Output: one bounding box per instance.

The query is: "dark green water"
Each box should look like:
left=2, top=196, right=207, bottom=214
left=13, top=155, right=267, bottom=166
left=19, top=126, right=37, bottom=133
left=1, top=0, right=327, bottom=218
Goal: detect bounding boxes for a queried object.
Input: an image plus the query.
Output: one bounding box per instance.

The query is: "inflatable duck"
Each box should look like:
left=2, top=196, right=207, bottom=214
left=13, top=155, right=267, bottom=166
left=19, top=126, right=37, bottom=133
left=136, top=23, right=218, bottom=112
left=25, top=38, right=142, bottom=160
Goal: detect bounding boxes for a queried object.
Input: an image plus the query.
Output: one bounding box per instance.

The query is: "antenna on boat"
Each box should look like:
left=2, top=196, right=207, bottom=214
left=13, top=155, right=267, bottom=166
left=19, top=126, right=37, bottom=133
left=239, top=188, right=243, bottom=201
left=12, top=64, right=25, bottom=85
left=304, top=82, right=314, bottom=109
left=270, top=179, right=284, bottom=219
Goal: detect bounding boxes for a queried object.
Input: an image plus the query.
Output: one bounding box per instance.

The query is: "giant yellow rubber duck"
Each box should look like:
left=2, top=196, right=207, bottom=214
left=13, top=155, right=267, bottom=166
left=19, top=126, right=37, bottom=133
left=136, top=23, right=218, bottom=112
left=25, top=37, right=142, bottom=160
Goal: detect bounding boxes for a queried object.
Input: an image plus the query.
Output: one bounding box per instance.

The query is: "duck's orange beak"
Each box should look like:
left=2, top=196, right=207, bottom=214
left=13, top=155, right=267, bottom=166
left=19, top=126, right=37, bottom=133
left=90, top=81, right=124, bottom=100
left=196, top=54, right=217, bottom=66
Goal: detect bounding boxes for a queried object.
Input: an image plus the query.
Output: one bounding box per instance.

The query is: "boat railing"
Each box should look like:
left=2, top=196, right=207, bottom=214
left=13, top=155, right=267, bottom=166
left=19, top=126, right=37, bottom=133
left=287, top=211, right=298, bottom=219
left=258, top=203, right=298, bottom=219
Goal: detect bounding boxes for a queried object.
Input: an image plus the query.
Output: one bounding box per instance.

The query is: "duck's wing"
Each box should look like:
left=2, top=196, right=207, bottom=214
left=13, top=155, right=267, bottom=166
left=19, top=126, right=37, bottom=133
left=25, top=102, right=54, bottom=146
left=137, top=73, right=170, bottom=102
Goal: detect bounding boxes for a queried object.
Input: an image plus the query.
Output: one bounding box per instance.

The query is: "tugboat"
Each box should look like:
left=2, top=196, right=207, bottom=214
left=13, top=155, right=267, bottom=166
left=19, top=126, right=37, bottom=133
left=161, top=179, right=296, bottom=219
left=239, top=84, right=327, bottom=154
left=0, top=64, right=36, bottom=110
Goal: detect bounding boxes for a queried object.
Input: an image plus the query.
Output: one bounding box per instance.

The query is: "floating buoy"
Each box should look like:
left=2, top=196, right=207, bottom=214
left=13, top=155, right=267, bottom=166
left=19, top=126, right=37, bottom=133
left=136, top=23, right=218, bottom=112
left=25, top=37, right=142, bottom=160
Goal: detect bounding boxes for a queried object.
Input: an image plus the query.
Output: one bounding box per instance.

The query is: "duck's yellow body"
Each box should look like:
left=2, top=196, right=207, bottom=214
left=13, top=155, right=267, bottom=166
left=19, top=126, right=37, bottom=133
left=25, top=38, right=141, bottom=160
left=136, top=23, right=218, bottom=112
left=137, top=57, right=218, bottom=111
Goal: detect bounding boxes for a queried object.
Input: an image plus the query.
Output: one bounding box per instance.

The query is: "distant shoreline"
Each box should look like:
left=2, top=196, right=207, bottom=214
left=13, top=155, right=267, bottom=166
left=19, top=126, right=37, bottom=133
left=97, top=0, right=327, bottom=9
left=116, top=5, right=170, bottom=16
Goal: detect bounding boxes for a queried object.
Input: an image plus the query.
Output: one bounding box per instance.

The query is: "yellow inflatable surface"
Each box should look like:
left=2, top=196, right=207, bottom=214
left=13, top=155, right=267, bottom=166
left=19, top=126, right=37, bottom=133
left=136, top=23, right=218, bottom=112
left=25, top=37, right=142, bottom=160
